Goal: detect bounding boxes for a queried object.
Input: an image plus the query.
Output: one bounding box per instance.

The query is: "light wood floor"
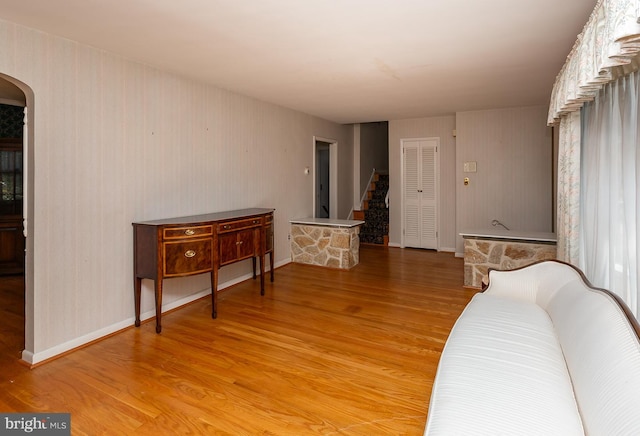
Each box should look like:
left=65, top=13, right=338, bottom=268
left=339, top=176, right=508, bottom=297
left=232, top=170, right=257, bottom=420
left=0, top=246, right=478, bottom=435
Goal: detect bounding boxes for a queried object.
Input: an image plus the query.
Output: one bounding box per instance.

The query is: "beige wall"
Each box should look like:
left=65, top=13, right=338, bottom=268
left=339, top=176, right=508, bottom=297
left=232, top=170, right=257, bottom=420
left=0, top=19, right=353, bottom=363
left=389, top=116, right=457, bottom=251
left=455, top=106, right=553, bottom=254
left=0, top=19, right=553, bottom=363
left=359, top=122, right=388, bottom=198
left=389, top=106, right=553, bottom=255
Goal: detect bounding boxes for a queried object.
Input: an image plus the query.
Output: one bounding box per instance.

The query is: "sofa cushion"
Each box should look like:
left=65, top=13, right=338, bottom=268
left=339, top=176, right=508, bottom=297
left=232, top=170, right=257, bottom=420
left=424, top=293, right=584, bottom=436
left=544, top=280, right=640, bottom=435
left=485, top=260, right=640, bottom=435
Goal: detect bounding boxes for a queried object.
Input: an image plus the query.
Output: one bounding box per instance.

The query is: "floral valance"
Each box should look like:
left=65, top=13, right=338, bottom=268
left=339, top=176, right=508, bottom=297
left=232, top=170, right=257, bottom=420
left=548, top=0, right=640, bottom=125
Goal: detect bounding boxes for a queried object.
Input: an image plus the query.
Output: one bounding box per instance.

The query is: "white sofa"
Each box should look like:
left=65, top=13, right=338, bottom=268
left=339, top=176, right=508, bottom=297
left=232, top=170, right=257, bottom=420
left=424, top=260, right=640, bottom=436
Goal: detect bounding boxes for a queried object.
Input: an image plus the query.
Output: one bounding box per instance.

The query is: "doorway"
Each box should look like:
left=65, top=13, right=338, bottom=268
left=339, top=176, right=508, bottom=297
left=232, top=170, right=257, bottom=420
left=0, top=73, right=33, bottom=364
left=0, top=136, right=25, bottom=275
left=315, top=141, right=330, bottom=218
left=313, top=136, right=337, bottom=219
left=402, top=138, right=440, bottom=249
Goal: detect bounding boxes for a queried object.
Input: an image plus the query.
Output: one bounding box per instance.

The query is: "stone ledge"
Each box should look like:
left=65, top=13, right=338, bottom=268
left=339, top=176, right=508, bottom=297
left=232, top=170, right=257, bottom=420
left=463, top=238, right=557, bottom=288
left=290, top=223, right=361, bottom=269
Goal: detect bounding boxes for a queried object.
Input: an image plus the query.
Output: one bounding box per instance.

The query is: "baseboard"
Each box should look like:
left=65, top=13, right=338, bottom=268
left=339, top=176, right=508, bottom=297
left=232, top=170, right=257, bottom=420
left=24, top=258, right=292, bottom=366
left=455, top=252, right=464, bottom=258
left=386, top=243, right=457, bottom=253
left=24, top=317, right=137, bottom=366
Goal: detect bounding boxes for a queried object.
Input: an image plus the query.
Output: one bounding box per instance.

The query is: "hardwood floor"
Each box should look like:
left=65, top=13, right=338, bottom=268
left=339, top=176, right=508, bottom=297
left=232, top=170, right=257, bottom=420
left=0, top=246, right=478, bottom=435
left=0, top=274, right=24, bottom=379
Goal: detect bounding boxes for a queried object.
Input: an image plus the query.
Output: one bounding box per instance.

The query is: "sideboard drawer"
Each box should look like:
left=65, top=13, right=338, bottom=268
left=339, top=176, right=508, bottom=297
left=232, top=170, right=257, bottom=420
left=163, top=239, right=213, bottom=276
left=163, top=225, right=213, bottom=240
left=218, top=217, right=262, bottom=233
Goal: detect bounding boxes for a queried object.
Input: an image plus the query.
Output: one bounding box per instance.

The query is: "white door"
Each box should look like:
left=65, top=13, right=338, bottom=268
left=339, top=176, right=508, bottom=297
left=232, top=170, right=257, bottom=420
left=403, top=138, right=439, bottom=249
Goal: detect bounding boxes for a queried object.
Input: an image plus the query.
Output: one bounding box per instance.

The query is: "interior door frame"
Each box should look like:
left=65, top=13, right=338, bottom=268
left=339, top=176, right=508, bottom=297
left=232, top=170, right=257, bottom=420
left=313, top=136, right=338, bottom=219
left=400, top=137, right=440, bottom=249
left=0, top=73, right=34, bottom=363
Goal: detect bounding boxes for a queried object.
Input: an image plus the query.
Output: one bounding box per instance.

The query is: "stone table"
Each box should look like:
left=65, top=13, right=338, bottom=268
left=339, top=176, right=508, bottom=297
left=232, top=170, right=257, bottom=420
left=290, top=218, right=365, bottom=269
left=460, top=229, right=557, bottom=288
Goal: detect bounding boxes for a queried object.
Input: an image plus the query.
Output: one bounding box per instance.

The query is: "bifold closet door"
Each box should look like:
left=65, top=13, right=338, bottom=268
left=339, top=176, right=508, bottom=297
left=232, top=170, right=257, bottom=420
left=403, top=138, right=438, bottom=249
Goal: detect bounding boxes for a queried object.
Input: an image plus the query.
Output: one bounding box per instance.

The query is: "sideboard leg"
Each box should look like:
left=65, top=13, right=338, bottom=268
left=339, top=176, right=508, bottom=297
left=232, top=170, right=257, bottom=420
left=269, top=251, right=274, bottom=282
left=252, top=257, right=257, bottom=279
left=154, top=279, right=163, bottom=333
left=211, top=269, right=218, bottom=319
left=259, top=254, right=265, bottom=296
left=134, top=277, right=142, bottom=327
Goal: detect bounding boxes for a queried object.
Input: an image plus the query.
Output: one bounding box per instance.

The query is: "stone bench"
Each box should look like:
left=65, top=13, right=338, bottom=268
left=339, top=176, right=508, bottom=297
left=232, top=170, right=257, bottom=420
left=289, top=218, right=364, bottom=269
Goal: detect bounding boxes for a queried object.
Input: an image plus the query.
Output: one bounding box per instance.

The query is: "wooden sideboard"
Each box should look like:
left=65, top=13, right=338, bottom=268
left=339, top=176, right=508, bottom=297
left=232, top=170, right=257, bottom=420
left=133, top=208, right=274, bottom=333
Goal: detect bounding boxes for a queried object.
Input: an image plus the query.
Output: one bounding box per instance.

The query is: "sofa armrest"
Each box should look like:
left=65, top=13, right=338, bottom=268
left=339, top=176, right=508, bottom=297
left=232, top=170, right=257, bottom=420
left=484, top=260, right=581, bottom=305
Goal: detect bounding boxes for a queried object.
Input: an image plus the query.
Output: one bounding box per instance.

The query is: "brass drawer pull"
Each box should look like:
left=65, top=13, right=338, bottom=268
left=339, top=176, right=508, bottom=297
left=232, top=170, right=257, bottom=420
left=184, top=250, right=196, bottom=258
left=236, top=241, right=243, bottom=245
left=184, top=229, right=195, bottom=236
left=223, top=225, right=231, bottom=230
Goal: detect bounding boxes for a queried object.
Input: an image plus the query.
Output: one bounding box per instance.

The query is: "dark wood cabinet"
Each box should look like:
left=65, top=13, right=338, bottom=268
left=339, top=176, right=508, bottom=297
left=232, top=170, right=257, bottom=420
left=133, top=208, right=274, bottom=333
left=218, top=216, right=263, bottom=265
left=0, top=217, right=24, bottom=275
left=0, top=139, right=24, bottom=276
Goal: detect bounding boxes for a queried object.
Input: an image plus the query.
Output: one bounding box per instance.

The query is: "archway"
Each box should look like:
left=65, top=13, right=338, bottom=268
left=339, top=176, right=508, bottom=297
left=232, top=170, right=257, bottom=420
left=0, top=72, right=35, bottom=363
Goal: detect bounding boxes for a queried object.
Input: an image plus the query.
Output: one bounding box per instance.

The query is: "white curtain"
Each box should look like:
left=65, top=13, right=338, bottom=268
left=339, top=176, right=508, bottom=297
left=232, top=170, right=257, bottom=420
left=556, top=111, right=582, bottom=265
left=548, top=0, right=640, bottom=317
left=548, top=0, right=640, bottom=125
left=581, top=71, right=639, bottom=317
left=549, top=0, right=640, bottom=266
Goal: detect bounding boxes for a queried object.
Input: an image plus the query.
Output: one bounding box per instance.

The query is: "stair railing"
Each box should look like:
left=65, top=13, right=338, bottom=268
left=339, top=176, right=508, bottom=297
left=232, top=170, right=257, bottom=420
left=360, top=168, right=378, bottom=210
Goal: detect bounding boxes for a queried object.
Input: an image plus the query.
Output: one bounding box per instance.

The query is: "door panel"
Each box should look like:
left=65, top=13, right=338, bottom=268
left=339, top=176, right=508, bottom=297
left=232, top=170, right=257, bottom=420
left=403, top=138, right=439, bottom=249
left=420, top=145, right=438, bottom=247
left=219, top=233, right=238, bottom=265
left=403, top=146, right=419, bottom=246
left=236, top=228, right=256, bottom=260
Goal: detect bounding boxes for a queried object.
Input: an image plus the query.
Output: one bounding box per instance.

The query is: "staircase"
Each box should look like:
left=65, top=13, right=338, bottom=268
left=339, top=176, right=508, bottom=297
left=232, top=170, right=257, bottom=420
left=354, top=173, right=389, bottom=245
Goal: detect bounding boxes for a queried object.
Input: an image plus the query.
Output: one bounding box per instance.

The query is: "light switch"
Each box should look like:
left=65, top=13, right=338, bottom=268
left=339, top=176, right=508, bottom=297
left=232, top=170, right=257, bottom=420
left=463, top=161, right=477, bottom=173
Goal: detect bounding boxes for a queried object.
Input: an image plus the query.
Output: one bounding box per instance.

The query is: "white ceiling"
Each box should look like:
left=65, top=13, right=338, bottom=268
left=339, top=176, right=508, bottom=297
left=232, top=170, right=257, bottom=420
left=0, top=0, right=595, bottom=124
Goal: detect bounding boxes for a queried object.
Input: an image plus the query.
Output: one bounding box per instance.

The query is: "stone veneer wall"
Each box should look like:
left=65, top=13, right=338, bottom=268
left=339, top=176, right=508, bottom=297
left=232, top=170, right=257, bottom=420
left=464, top=238, right=557, bottom=288
left=290, top=224, right=361, bottom=269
